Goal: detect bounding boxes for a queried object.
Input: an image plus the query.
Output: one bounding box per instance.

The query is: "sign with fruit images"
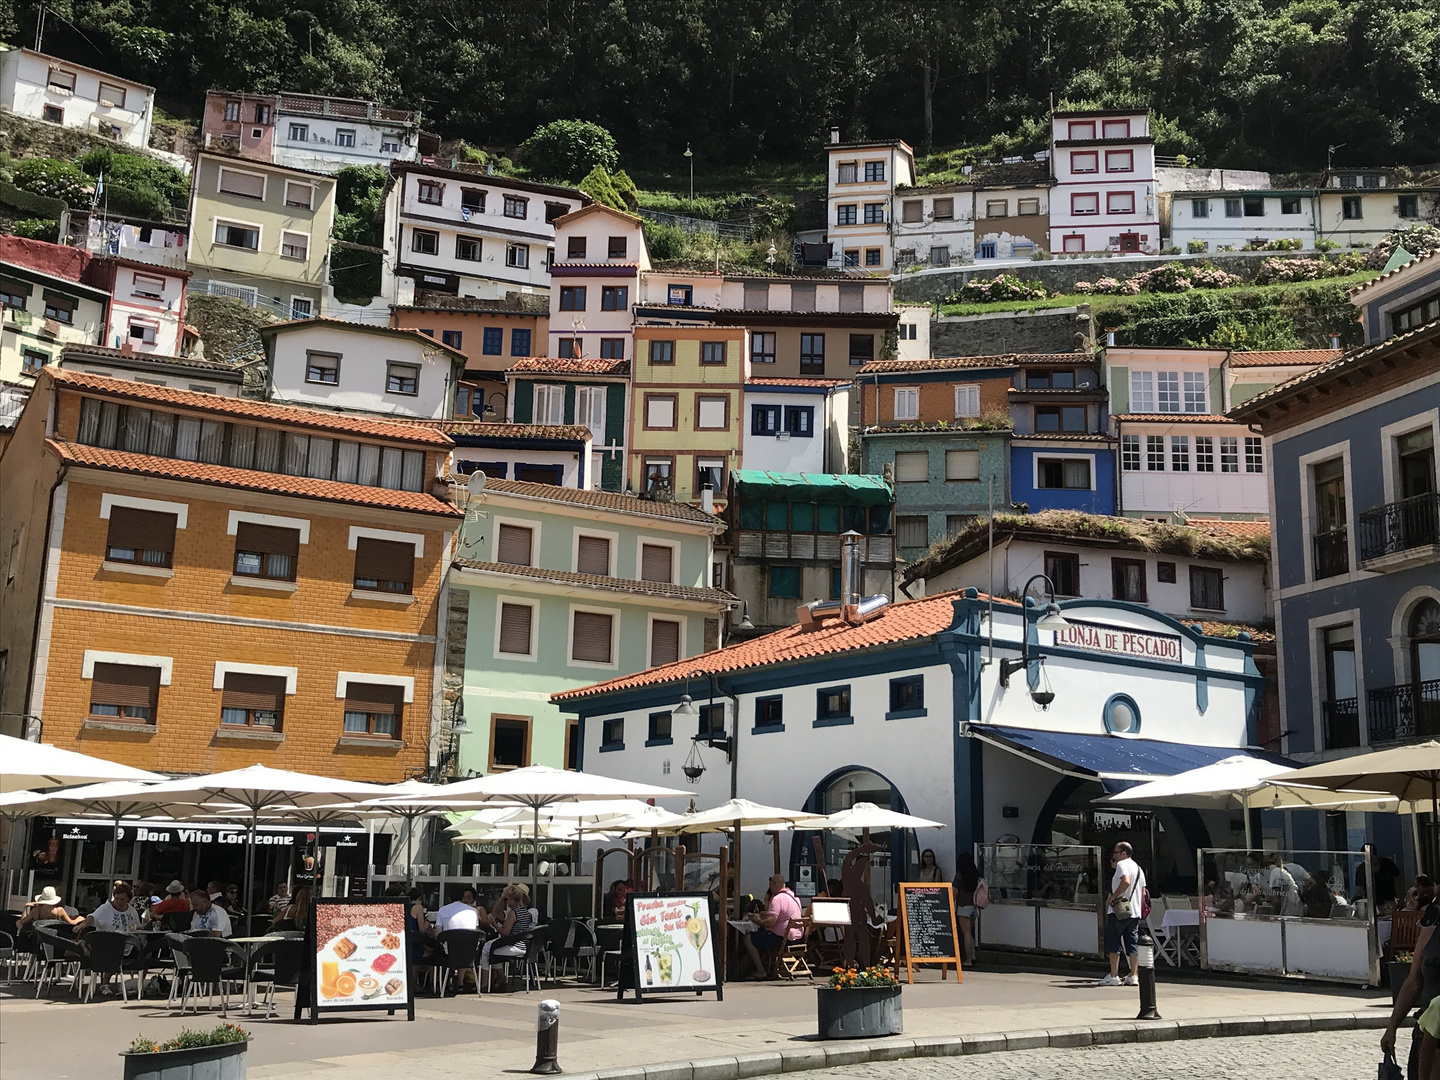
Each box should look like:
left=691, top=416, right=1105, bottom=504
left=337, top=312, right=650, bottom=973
left=307, top=898, right=414, bottom=1021
left=622, top=892, right=721, bottom=1002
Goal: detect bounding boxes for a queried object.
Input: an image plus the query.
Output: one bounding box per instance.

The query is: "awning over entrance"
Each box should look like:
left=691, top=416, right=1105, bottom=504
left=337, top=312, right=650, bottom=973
left=966, top=724, right=1291, bottom=794
left=729, top=470, right=893, bottom=505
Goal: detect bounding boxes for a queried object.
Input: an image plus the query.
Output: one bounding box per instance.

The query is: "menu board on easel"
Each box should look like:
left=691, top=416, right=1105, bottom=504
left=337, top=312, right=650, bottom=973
left=619, top=892, right=723, bottom=1003
left=304, top=897, right=415, bottom=1022
left=897, top=883, right=962, bottom=984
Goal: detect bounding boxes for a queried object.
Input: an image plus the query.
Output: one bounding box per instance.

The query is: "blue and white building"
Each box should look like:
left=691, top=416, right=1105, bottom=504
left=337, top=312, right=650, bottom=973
left=1009, top=353, right=1116, bottom=515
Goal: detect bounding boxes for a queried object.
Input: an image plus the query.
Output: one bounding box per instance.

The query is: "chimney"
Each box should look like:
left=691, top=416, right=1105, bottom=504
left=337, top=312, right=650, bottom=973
left=701, top=486, right=714, bottom=514
left=840, top=530, right=863, bottom=618
left=830, top=127, right=841, bottom=145
left=1329, top=333, right=1341, bottom=349
left=1105, top=328, right=1117, bottom=347
left=119, top=340, right=135, bottom=357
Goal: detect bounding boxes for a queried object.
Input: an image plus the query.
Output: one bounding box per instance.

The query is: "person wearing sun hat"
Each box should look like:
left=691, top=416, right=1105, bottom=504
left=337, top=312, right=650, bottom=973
left=17, top=885, right=85, bottom=932
left=148, top=881, right=191, bottom=916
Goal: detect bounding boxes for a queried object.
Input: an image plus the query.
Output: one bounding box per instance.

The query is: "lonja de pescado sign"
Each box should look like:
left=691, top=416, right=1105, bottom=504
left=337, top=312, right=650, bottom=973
left=1051, top=619, right=1182, bottom=662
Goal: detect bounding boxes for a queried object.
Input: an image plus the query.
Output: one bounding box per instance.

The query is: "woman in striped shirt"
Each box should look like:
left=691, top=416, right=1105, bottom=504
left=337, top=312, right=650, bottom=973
left=479, top=883, right=534, bottom=990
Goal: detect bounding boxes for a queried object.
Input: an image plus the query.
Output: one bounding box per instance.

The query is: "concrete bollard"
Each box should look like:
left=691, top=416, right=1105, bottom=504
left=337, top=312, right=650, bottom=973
left=1135, top=924, right=1161, bottom=1020
left=531, top=998, right=562, bottom=1074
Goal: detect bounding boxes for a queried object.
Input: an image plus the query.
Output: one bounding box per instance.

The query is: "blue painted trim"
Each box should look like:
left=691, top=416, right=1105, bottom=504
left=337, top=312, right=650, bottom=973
left=1101, top=693, right=1142, bottom=736
left=813, top=715, right=855, bottom=728
left=644, top=737, right=673, bottom=748
left=598, top=742, right=624, bottom=753
left=1194, top=635, right=1209, bottom=714
left=751, top=723, right=786, bottom=735
left=885, top=708, right=928, bottom=721
left=789, top=764, right=913, bottom=885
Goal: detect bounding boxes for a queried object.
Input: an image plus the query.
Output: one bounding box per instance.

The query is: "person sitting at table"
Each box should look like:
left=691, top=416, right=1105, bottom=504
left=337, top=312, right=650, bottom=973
left=1406, top=875, right=1438, bottom=912
left=739, top=873, right=803, bottom=980
left=1302, top=871, right=1337, bottom=918
left=18, top=885, right=86, bottom=934
left=1208, top=878, right=1236, bottom=915
left=437, top=886, right=481, bottom=931
left=189, top=889, right=233, bottom=937
left=148, top=881, right=191, bottom=917
left=604, top=880, right=629, bottom=922
left=269, top=881, right=290, bottom=917
left=222, top=882, right=245, bottom=918
left=1268, top=853, right=1303, bottom=917
left=478, top=883, right=534, bottom=990
left=270, top=886, right=311, bottom=932
left=206, top=881, right=227, bottom=906
left=86, top=880, right=143, bottom=933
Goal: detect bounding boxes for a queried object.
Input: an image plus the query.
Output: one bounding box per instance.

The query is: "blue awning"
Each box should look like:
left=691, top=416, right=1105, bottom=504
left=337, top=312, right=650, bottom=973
left=966, top=724, right=1294, bottom=794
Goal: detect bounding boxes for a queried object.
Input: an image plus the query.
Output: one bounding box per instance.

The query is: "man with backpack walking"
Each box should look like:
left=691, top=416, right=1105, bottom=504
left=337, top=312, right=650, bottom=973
left=1099, top=841, right=1146, bottom=986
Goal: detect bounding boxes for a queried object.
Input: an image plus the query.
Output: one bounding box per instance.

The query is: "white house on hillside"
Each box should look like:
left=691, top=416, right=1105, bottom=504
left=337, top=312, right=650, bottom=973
left=549, top=204, right=650, bottom=360
left=0, top=47, right=154, bottom=150
left=1049, top=109, right=1159, bottom=255
left=259, top=317, right=467, bottom=419
left=741, top=377, right=850, bottom=475
left=825, top=130, right=916, bottom=271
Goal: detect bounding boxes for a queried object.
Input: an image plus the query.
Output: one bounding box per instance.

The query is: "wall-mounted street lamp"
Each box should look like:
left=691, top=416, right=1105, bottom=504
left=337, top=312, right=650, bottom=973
left=998, top=574, right=1070, bottom=708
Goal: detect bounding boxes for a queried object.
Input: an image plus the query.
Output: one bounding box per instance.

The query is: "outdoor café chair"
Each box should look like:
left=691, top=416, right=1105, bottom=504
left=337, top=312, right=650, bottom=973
left=516, top=924, right=547, bottom=992
left=778, top=916, right=814, bottom=981
left=77, top=930, right=136, bottom=1002
left=250, top=937, right=307, bottom=1018
left=595, top=923, right=623, bottom=987
left=435, top=929, right=484, bottom=996
left=33, top=925, right=82, bottom=997
left=1145, top=898, right=1179, bottom=966
left=0, top=930, right=15, bottom=983
left=172, top=936, right=245, bottom=1016
left=544, top=920, right=578, bottom=979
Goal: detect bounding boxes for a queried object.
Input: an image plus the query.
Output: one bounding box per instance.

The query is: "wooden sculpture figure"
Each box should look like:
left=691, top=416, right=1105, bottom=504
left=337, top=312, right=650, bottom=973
left=840, top=842, right=881, bottom=966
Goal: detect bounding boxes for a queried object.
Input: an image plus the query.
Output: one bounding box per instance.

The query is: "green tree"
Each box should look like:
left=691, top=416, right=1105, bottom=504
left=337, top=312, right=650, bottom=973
left=330, top=164, right=386, bottom=303
left=521, top=120, right=620, bottom=183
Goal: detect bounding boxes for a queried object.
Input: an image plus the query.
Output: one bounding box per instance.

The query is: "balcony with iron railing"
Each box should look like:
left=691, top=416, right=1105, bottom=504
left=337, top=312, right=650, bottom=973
left=1311, top=527, right=1349, bottom=579
left=1367, top=678, right=1440, bottom=744
left=1358, top=491, right=1440, bottom=570
left=1322, top=697, right=1361, bottom=750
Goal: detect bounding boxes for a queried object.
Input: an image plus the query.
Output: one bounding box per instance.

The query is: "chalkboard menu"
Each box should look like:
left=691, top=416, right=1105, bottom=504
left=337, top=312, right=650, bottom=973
left=897, top=883, right=962, bottom=984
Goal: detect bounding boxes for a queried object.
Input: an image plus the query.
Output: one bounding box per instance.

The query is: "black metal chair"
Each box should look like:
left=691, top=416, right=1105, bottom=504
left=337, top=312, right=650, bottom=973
left=545, top=920, right=579, bottom=979
left=249, top=937, right=307, bottom=1017
left=515, top=925, right=547, bottom=992
left=163, top=911, right=193, bottom=933
left=33, top=925, right=83, bottom=997
left=172, top=936, right=244, bottom=1016
left=435, top=929, right=483, bottom=996
left=77, top=930, right=136, bottom=1001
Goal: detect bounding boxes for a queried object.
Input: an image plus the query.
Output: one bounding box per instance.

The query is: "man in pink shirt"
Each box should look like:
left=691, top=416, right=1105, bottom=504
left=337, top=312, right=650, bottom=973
left=740, top=873, right=804, bottom=979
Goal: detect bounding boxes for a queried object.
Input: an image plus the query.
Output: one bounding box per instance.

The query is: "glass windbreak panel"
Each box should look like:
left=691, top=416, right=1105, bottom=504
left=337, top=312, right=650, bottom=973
left=1200, top=848, right=1370, bottom=922
left=975, top=843, right=1103, bottom=909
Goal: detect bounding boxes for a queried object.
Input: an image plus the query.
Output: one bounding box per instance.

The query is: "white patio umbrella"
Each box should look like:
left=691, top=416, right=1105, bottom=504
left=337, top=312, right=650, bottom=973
left=0, top=734, right=164, bottom=792
left=139, top=765, right=391, bottom=933
left=400, top=765, right=687, bottom=900
left=1107, top=755, right=1398, bottom=848
left=320, top=781, right=503, bottom=884
left=661, top=797, right=823, bottom=834
left=608, top=804, right=691, bottom=835
left=808, top=801, right=945, bottom=836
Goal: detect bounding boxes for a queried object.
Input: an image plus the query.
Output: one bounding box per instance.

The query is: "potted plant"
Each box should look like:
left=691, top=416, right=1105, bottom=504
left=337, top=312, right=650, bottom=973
left=122, top=1023, right=249, bottom=1080
left=817, top=966, right=902, bottom=1039
left=1390, top=954, right=1414, bottom=1001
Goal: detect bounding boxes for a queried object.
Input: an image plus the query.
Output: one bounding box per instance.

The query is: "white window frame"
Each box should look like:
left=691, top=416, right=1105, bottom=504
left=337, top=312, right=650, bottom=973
left=1307, top=607, right=1366, bottom=751
left=82, top=650, right=172, bottom=684
left=347, top=526, right=424, bottom=558
left=212, top=662, right=298, bottom=694
left=1182, top=371, right=1209, bottom=414
left=213, top=217, right=262, bottom=251
left=1378, top=409, right=1440, bottom=504
left=1033, top=453, right=1097, bottom=491
left=100, top=493, right=189, bottom=528
left=954, top=384, right=980, bottom=418
left=288, top=122, right=309, bottom=142
left=635, top=535, right=681, bottom=585
left=334, top=671, right=414, bottom=702
left=279, top=229, right=310, bottom=261
left=217, top=165, right=268, bottom=200
left=533, top=384, right=565, bottom=425
left=567, top=603, right=621, bottom=670
left=646, top=613, right=688, bottom=668
left=126, top=319, right=158, bottom=344
left=493, top=596, right=540, bottom=662
left=490, top=515, right=540, bottom=566
left=506, top=244, right=529, bottom=268
left=334, top=128, right=357, bottom=148
left=227, top=510, right=311, bottom=544
left=572, top=527, right=619, bottom=577
left=893, top=387, right=919, bottom=421
left=575, top=385, right=607, bottom=441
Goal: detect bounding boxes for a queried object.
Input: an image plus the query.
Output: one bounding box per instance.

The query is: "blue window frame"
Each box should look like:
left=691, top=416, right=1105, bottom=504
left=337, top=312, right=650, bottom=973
left=482, top=327, right=503, bottom=355
left=511, top=329, right=532, bottom=357
left=979, top=241, right=997, bottom=259
left=646, top=710, right=672, bottom=746
left=752, top=403, right=780, bottom=435
left=887, top=676, right=926, bottom=719
left=769, top=566, right=800, bottom=598
left=600, top=717, right=624, bottom=750
left=783, top=405, right=813, bottom=437
left=754, top=696, right=784, bottom=731
left=815, top=685, right=853, bottom=726
left=441, top=329, right=463, bottom=349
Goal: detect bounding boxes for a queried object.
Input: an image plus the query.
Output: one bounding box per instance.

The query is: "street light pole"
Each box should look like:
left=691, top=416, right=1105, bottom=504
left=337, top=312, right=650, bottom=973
left=684, top=145, right=694, bottom=210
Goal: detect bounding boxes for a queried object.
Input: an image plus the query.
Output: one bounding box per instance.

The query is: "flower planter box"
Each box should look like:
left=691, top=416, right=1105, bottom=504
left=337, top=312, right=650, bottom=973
left=1388, top=961, right=1412, bottom=1000
left=816, top=985, right=903, bottom=1039
left=122, top=1041, right=248, bottom=1080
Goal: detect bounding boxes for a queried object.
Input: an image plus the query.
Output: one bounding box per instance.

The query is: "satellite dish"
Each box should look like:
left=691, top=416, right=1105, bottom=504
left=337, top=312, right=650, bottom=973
left=467, top=471, right=487, bottom=495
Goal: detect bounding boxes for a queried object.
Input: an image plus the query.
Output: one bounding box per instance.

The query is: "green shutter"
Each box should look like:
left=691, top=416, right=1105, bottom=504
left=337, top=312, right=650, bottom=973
left=1110, top=366, right=1129, bottom=413
left=605, top=384, right=625, bottom=444
left=563, top=383, right=576, bottom=423
left=513, top=380, right=534, bottom=423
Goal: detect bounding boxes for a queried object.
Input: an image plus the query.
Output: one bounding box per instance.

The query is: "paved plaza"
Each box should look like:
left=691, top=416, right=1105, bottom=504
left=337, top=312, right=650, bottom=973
left=0, top=967, right=1397, bottom=1080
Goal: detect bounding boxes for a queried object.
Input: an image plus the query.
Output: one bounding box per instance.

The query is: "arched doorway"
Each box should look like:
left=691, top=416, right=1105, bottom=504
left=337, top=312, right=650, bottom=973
left=790, top=766, right=917, bottom=910
left=1408, top=598, right=1440, bottom=739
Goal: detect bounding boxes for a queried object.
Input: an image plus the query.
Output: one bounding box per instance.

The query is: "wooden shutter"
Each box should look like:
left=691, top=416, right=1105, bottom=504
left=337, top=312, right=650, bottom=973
left=90, top=663, right=159, bottom=707
left=640, top=543, right=673, bottom=583
left=353, top=537, right=413, bottom=587
left=496, top=524, right=533, bottom=566
left=498, top=603, right=533, bottom=655
left=576, top=535, right=610, bottom=576
left=106, top=507, right=177, bottom=556
left=221, top=673, right=284, bottom=711
left=234, top=522, right=300, bottom=559
left=342, top=682, right=403, bottom=714
left=571, top=611, right=613, bottom=663
left=650, top=620, right=680, bottom=666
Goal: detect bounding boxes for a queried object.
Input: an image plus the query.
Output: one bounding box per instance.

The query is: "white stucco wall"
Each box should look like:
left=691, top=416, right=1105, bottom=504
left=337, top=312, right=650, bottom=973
left=267, top=322, right=455, bottom=418
left=104, top=264, right=186, bottom=355
left=740, top=389, right=830, bottom=473
left=0, top=48, right=153, bottom=149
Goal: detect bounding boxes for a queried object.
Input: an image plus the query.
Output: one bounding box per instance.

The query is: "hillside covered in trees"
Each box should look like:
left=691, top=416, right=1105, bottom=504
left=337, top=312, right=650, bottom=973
left=3, top=0, right=1438, bottom=181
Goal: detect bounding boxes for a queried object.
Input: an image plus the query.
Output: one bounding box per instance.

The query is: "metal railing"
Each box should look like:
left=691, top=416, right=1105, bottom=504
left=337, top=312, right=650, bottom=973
left=1321, top=698, right=1360, bottom=750
left=198, top=281, right=311, bottom=321
left=637, top=207, right=752, bottom=240
left=1358, top=492, right=1440, bottom=564
left=1311, top=528, right=1349, bottom=579
left=1367, top=678, right=1440, bottom=743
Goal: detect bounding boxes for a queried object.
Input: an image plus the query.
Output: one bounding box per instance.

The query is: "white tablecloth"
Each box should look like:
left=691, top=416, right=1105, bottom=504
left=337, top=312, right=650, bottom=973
left=1161, top=909, right=1200, bottom=929
left=728, top=919, right=758, bottom=935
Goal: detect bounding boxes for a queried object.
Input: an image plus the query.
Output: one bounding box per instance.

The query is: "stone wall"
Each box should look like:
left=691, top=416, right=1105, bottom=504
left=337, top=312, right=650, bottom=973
left=894, top=249, right=1315, bottom=304
left=931, top=306, right=1094, bottom=358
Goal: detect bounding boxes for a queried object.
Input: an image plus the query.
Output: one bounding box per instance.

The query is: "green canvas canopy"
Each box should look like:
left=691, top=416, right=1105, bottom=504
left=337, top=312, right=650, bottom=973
left=729, top=470, right=893, bottom=506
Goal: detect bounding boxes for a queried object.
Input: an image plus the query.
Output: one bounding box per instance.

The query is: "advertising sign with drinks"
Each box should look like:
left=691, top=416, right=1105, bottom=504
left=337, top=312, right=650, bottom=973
left=306, top=898, right=414, bottom=1022
left=621, top=892, right=722, bottom=1002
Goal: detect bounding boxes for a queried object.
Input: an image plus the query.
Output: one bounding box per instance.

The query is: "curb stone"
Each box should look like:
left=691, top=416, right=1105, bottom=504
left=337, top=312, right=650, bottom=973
left=556, top=1012, right=1394, bottom=1080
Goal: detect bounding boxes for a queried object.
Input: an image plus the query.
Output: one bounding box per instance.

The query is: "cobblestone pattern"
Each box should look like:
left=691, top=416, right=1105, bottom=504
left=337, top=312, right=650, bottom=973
left=817, top=1030, right=1380, bottom=1080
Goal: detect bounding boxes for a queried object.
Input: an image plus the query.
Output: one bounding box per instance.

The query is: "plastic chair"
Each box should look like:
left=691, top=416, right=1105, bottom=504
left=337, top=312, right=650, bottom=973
left=78, top=930, right=134, bottom=1002
left=164, top=911, right=193, bottom=933
left=1145, top=899, right=1179, bottom=966
left=436, top=929, right=483, bottom=996
left=172, top=936, right=244, bottom=1016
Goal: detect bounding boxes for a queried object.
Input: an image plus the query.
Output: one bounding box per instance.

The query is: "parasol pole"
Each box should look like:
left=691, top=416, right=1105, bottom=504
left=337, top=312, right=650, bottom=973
left=1242, top=790, right=1252, bottom=850
left=533, top=803, right=541, bottom=911
left=244, top=805, right=258, bottom=937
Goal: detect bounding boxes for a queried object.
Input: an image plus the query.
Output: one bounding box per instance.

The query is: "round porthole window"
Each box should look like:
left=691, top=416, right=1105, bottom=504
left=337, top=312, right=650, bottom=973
left=1104, top=694, right=1141, bottom=735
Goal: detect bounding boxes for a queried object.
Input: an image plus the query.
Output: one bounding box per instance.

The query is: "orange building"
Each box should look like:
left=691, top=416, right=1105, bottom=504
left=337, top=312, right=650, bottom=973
left=391, top=302, right=549, bottom=421
left=0, top=368, right=461, bottom=781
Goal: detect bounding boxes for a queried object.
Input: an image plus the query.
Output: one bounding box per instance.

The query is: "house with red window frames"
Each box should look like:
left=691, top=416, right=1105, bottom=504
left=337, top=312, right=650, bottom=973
left=1048, top=110, right=1159, bottom=256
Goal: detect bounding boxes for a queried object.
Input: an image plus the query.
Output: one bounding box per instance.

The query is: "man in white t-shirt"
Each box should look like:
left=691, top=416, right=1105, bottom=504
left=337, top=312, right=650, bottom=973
left=437, top=886, right=481, bottom=931
left=1099, top=841, right=1146, bottom=987
left=86, top=881, right=142, bottom=933
left=189, top=889, right=233, bottom=937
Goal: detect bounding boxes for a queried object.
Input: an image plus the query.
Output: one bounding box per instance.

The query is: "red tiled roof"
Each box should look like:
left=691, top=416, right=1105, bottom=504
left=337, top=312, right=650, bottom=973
left=858, top=356, right=1019, bottom=374
left=1227, top=349, right=1343, bottom=368
left=507, top=357, right=630, bottom=376
left=50, top=441, right=462, bottom=517
left=454, top=560, right=736, bottom=604
left=1111, top=413, right=1234, bottom=423
left=745, top=377, right=851, bottom=388
left=474, top=477, right=725, bottom=526
left=553, top=591, right=969, bottom=702
left=1189, top=519, right=1272, bottom=541
left=419, top=420, right=591, bottom=441
left=48, top=369, right=453, bottom=447
left=259, top=317, right=468, bottom=362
